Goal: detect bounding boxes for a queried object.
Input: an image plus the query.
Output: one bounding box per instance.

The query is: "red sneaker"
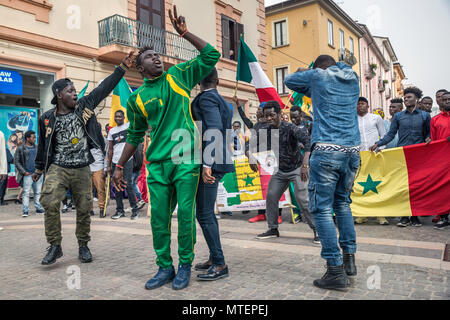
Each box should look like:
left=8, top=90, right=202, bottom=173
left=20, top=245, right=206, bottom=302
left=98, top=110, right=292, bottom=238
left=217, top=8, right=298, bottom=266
left=249, top=214, right=266, bottom=223
left=278, top=216, right=282, bottom=224
left=432, top=215, right=440, bottom=223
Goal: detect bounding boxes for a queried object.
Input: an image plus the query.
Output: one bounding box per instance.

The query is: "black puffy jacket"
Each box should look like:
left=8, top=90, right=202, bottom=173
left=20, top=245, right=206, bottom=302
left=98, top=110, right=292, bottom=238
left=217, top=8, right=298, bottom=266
left=35, top=65, right=127, bottom=175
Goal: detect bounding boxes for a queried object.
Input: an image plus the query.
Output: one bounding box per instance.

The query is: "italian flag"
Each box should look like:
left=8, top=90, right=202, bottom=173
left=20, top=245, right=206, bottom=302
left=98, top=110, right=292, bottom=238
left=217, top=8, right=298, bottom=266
left=237, top=36, right=285, bottom=108
left=109, top=77, right=132, bottom=128
left=351, top=140, right=450, bottom=217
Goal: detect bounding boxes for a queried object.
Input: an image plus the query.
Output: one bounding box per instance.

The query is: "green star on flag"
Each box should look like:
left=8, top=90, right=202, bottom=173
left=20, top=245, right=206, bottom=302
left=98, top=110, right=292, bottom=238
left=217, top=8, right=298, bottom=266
left=358, top=174, right=382, bottom=195
left=243, top=174, right=255, bottom=187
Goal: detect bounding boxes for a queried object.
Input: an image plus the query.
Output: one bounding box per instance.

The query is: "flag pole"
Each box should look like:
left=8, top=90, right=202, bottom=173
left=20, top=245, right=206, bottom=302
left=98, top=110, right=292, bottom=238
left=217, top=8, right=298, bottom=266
left=286, top=91, right=294, bottom=107
left=234, top=81, right=239, bottom=97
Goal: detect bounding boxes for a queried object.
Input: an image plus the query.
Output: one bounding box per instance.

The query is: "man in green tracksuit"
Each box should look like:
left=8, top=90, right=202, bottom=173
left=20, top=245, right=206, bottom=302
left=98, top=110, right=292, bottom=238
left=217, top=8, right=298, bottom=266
left=112, top=6, right=220, bottom=291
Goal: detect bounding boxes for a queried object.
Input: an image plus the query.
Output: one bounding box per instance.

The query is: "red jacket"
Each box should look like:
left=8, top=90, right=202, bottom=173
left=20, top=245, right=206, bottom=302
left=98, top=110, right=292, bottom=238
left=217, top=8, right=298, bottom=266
left=430, top=111, right=450, bottom=140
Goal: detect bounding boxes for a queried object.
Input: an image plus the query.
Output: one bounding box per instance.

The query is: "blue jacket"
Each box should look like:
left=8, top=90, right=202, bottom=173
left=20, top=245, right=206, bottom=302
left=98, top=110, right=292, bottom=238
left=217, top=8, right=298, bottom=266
left=284, top=62, right=361, bottom=147
left=192, top=89, right=235, bottom=174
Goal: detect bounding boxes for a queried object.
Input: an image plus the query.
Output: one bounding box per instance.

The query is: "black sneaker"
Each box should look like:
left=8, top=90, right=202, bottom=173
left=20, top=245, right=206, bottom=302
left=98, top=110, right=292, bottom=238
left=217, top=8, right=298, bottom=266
left=397, top=217, right=410, bottom=227
left=61, top=204, right=68, bottom=213
left=410, top=216, right=422, bottom=227
left=313, top=229, right=320, bottom=244
left=111, top=211, right=125, bottom=220
left=434, top=219, right=449, bottom=230
left=131, top=211, right=139, bottom=220
left=256, top=229, right=279, bottom=239
left=99, top=209, right=105, bottom=218
left=22, top=212, right=28, bottom=218
left=41, top=245, right=63, bottom=265
left=79, top=245, right=92, bottom=263
left=89, top=210, right=95, bottom=216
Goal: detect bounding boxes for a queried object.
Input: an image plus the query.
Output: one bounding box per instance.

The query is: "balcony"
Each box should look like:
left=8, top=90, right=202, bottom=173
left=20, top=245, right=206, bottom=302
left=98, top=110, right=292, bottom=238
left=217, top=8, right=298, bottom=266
left=365, top=64, right=376, bottom=80
left=385, top=87, right=392, bottom=99
left=97, top=15, right=198, bottom=63
left=378, top=79, right=386, bottom=93
left=338, top=48, right=357, bottom=66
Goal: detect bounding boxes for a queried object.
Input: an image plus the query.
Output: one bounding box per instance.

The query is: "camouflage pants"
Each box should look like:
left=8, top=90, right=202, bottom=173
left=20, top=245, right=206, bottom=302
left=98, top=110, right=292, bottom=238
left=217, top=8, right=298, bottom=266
left=40, top=164, right=92, bottom=246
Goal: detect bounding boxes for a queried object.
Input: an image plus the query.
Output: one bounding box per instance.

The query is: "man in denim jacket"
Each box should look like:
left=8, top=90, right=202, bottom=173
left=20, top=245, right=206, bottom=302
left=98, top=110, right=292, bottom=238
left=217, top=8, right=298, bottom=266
left=285, top=55, right=360, bottom=290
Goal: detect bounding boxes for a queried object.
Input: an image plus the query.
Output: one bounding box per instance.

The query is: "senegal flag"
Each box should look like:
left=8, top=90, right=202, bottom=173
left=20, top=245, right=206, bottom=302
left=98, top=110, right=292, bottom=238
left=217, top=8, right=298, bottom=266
left=289, top=62, right=314, bottom=116
left=351, top=140, right=450, bottom=217
left=109, top=77, right=132, bottom=128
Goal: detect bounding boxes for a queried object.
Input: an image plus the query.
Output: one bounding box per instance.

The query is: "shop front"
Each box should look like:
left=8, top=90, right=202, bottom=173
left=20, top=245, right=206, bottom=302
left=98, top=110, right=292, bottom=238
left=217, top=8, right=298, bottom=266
left=0, top=64, right=55, bottom=200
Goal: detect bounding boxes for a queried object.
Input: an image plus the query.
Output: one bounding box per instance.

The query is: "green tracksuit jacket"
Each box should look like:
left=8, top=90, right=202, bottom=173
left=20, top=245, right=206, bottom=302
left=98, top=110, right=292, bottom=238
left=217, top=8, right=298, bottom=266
left=126, top=43, right=221, bottom=268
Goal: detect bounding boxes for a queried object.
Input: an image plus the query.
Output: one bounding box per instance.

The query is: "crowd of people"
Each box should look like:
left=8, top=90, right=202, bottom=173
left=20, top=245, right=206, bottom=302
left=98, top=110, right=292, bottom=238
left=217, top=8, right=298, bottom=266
left=0, top=5, right=448, bottom=293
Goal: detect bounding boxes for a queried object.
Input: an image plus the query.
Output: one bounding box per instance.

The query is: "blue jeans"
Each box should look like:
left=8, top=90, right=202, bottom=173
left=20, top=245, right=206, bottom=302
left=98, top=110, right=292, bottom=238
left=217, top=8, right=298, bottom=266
left=196, top=172, right=225, bottom=266
left=22, top=175, right=44, bottom=213
left=308, top=150, right=360, bottom=266
left=132, top=171, right=143, bottom=201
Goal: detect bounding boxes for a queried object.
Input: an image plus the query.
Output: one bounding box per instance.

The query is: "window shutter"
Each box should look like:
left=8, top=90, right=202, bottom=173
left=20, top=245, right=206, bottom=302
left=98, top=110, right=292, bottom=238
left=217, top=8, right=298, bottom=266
left=234, top=23, right=244, bottom=61
left=221, top=15, right=230, bottom=59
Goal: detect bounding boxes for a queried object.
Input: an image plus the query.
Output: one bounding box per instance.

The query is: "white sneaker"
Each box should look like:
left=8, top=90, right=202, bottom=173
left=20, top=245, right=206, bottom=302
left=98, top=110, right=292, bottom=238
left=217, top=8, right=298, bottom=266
left=215, top=214, right=221, bottom=220
left=137, top=200, right=146, bottom=210
left=93, top=197, right=98, bottom=202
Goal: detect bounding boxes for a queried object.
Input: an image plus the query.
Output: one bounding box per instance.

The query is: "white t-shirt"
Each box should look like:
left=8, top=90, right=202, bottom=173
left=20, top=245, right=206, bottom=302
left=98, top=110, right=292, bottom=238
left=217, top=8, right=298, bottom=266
left=107, top=122, right=131, bottom=164
left=358, top=113, right=386, bottom=151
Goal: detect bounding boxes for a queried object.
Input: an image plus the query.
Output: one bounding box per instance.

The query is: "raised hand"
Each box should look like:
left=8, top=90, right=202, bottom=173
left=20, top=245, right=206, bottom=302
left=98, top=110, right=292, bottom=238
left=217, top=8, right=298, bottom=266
left=168, top=5, right=188, bottom=35
left=122, top=51, right=136, bottom=69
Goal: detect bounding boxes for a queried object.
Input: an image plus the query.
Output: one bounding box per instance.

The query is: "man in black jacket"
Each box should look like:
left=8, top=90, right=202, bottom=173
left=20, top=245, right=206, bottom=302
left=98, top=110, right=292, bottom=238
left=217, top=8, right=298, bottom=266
left=33, top=52, right=134, bottom=265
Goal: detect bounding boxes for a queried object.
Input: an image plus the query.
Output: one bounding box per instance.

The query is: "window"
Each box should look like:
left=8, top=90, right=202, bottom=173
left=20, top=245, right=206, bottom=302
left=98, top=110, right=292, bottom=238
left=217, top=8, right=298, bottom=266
left=339, top=29, right=345, bottom=49
left=137, top=0, right=164, bottom=29
left=349, top=37, right=354, bottom=54
left=221, top=15, right=244, bottom=61
left=275, top=67, right=289, bottom=95
left=137, top=0, right=166, bottom=54
left=328, top=20, right=334, bottom=46
left=274, top=20, right=287, bottom=47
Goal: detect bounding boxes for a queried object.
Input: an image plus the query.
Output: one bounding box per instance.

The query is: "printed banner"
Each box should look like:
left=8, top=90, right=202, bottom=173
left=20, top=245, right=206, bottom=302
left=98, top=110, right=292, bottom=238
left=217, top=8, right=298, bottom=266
left=217, top=151, right=292, bottom=212
left=0, top=106, right=39, bottom=188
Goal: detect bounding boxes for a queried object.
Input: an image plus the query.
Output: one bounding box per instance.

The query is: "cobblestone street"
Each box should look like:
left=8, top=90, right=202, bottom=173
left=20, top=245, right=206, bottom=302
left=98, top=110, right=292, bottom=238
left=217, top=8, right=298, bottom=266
left=0, top=202, right=449, bottom=300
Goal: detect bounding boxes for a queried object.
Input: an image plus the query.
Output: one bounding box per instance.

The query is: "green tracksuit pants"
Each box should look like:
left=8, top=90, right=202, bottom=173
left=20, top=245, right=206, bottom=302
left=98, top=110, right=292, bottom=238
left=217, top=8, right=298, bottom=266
left=147, top=160, right=200, bottom=269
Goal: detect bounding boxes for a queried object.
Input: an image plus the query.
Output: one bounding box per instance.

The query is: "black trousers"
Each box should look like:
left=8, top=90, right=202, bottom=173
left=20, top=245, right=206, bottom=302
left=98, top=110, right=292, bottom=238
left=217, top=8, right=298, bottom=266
left=0, top=177, right=8, bottom=203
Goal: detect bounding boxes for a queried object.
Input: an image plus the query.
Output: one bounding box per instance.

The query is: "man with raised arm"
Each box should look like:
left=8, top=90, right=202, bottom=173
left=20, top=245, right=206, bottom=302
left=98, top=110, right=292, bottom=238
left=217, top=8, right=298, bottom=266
left=112, top=6, right=221, bottom=291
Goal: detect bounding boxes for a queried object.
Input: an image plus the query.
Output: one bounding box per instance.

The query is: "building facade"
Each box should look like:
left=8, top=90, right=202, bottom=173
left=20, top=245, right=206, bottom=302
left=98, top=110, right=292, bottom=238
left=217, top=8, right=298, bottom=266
left=0, top=0, right=266, bottom=198
left=0, top=0, right=266, bottom=127
left=393, top=62, right=406, bottom=98
left=265, top=0, right=363, bottom=106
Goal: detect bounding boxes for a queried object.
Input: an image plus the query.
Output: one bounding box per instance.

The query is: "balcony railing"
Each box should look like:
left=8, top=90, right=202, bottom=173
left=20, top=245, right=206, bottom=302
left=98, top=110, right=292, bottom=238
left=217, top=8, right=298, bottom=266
left=98, top=15, right=199, bottom=61
left=365, top=64, right=376, bottom=80
left=338, top=48, right=357, bottom=66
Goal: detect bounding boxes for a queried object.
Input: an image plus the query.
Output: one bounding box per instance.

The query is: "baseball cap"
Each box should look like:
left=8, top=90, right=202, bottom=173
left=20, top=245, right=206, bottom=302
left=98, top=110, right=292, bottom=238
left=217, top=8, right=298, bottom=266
left=51, top=78, right=73, bottom=105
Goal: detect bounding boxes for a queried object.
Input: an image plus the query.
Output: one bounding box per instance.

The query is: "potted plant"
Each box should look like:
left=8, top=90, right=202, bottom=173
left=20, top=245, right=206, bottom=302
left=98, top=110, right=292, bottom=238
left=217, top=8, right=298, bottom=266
left=370, top=63, right=378, bottom=70
left=383, top=80, right=389, bottom=84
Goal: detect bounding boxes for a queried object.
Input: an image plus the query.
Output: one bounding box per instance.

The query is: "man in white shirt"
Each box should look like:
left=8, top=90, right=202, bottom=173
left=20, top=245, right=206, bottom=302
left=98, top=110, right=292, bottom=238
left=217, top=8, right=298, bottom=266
left=89, top=123, right=107, bottom=218
left=356, top=97, right=388, bottom=225
left=357, top=97, right=386, bottom=151
left=107, top=110, right=139, bottom=220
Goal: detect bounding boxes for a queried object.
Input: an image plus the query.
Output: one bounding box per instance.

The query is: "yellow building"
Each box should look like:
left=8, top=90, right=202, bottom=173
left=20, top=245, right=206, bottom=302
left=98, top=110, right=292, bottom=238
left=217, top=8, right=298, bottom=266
left=265, top=0, right=364, bottom=107
left=393, top=62, right=406, bottom=98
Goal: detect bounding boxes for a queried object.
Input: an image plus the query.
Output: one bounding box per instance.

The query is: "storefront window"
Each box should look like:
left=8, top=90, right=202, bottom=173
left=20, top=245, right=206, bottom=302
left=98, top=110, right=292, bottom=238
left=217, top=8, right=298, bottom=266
left=0, top=65, right=55, bottom=114
left=0, top=65, right=55, bottom=193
